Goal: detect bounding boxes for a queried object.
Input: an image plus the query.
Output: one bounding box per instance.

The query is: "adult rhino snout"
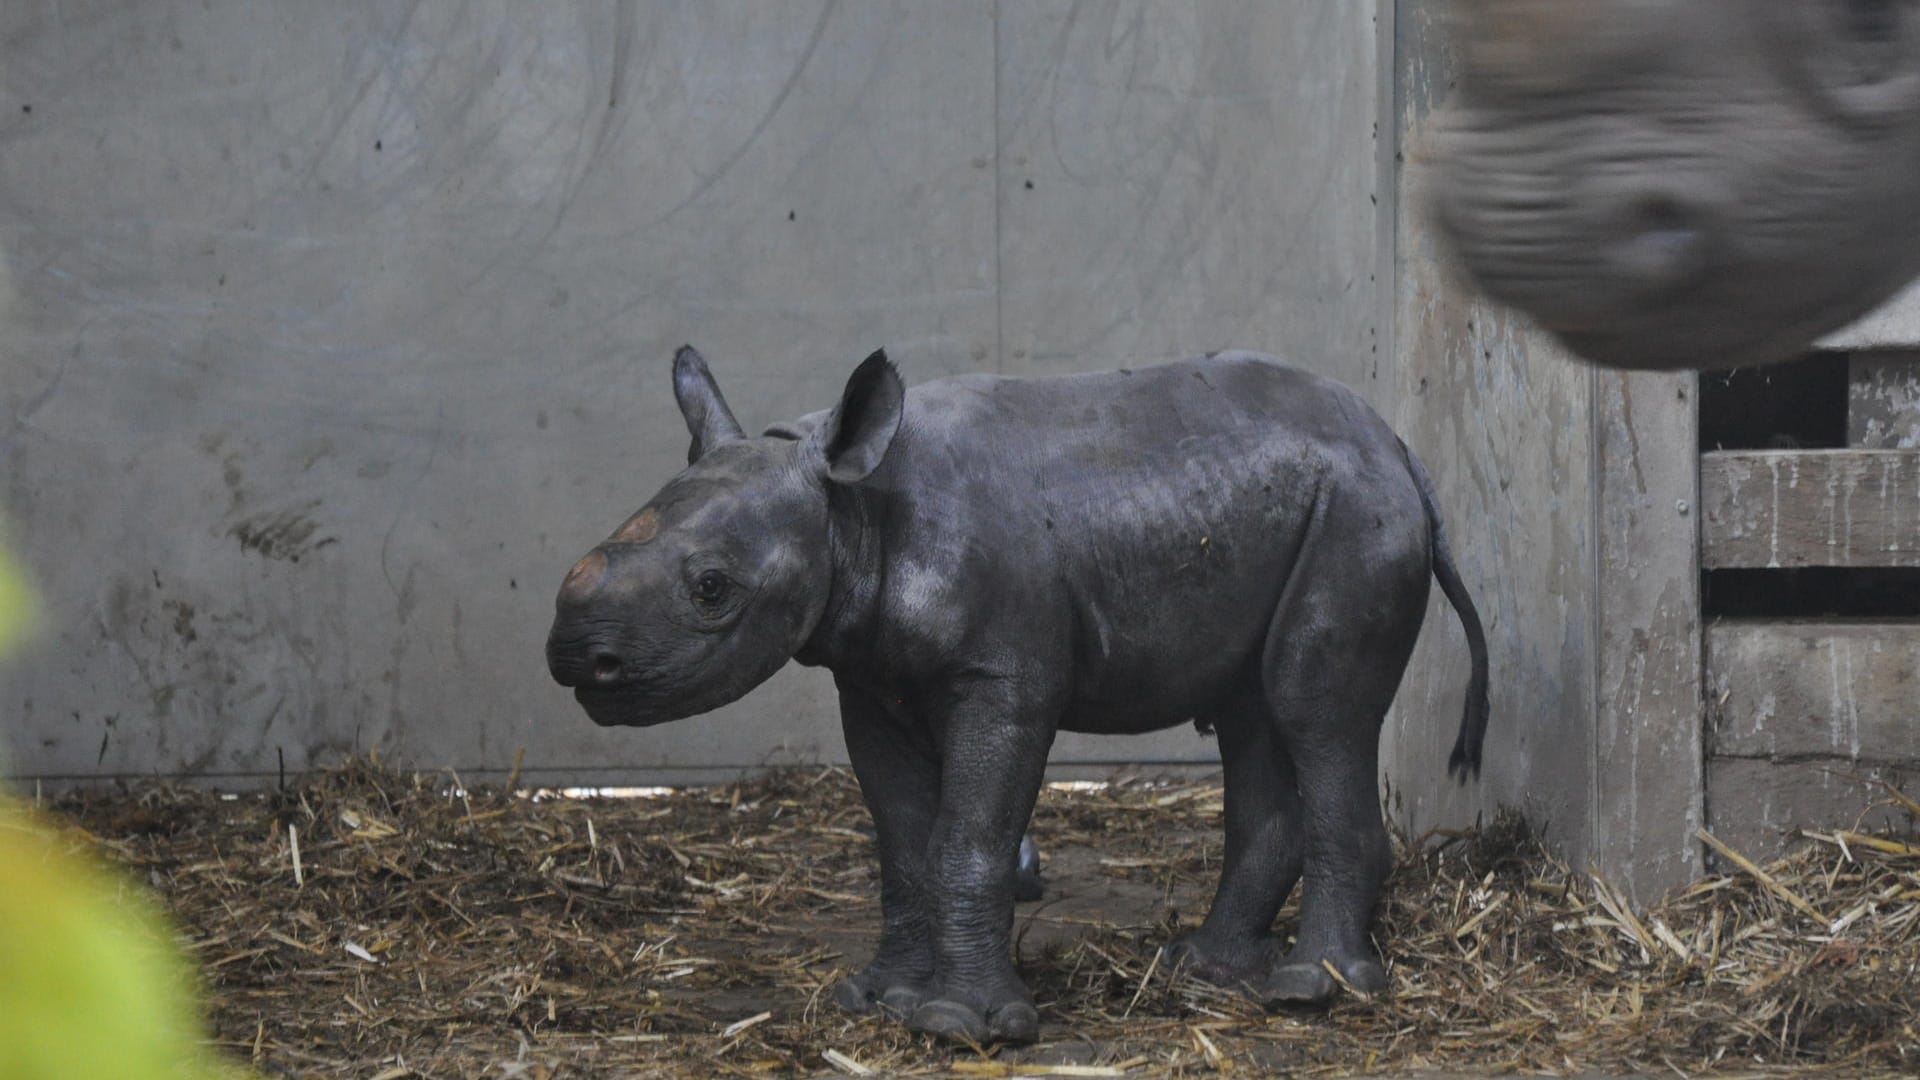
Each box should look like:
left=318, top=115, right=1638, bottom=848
left=1431, top=124, right=1733, bottom=358
left=1434, top=134, right=1722, bottom=313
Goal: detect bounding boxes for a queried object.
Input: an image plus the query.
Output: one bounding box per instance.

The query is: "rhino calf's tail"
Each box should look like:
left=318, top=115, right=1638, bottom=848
left=1400, top=441, right=1491, bottom=782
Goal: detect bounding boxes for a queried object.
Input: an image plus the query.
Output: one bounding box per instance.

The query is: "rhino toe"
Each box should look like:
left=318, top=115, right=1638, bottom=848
left=906, top=998, right=989, bottom=1043
left=1261, top=955, right=1386, bottom=1008
left=906, top=994, right=1039, bottom=1046
left=1161, top=931, right=1274, bottom=989
left=833, top=971, right=928, bottom=1018
left=987, top=1000, right=1039, bottom=1043
left=1260, top=962, right=1335, bottom=1007
left=831, top=975, right=882, bottom=1015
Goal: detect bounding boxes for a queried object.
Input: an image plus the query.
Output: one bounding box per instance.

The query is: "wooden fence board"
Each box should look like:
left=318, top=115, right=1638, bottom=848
left=1706, top=758, right=1917, bottom=860
left=1701, top=450, right=1920, bottom=568
left=1707, top=620, right=1920, bottom=760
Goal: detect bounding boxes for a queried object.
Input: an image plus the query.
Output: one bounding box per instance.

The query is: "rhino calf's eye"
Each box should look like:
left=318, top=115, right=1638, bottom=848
left=693, top=570, right=731, bottom=606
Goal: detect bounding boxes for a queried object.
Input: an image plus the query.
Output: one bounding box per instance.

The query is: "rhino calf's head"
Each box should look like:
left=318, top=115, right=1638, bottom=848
left=1430, top=0, right=1920, bottom=369
left=545, top=346, right=903, bottom=727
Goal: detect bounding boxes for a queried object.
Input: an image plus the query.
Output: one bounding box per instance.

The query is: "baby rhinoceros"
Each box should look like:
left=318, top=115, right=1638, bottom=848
left=546, top=347, right=1490, bottom=1045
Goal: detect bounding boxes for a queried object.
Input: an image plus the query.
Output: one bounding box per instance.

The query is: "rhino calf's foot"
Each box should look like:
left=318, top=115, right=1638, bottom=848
left=1260, top=953, right=1387, bottom=1008
left=1161, top=930, right=1277, bottom=990
left=832, top=969, right=931, bottom=1019
left=907, top=995, right=1040, bottom=1045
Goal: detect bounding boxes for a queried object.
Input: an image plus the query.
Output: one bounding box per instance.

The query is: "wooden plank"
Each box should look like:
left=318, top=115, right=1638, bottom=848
left=1707, top=620, right=1920, bottom=760
left=1700, top=450, right=1920, bottom=568
left=1848, top=351, right=1920, bottom=449
left=1706, top=758, right=1917, bottom=861
left=1593, top=369, right=1704, bottom=904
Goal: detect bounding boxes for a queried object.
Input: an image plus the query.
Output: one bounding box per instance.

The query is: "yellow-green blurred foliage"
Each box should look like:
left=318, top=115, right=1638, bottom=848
left=0, top=548, right=244, bottom=1079
left=0, top=806, right=238, bottom=1080
left=0, top=541, right=30, bottom=655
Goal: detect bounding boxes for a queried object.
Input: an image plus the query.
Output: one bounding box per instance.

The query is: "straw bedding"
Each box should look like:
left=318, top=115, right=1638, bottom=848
left=44, top=757, right=1920, bottom=1077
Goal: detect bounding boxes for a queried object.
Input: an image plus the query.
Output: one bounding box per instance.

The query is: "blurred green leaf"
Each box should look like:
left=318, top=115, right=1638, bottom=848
left=0, top=540, right=30, bottom=656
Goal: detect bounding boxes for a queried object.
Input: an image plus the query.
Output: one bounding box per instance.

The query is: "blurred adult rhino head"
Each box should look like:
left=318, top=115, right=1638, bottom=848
left=1429, top=0, right=1920, bottom=370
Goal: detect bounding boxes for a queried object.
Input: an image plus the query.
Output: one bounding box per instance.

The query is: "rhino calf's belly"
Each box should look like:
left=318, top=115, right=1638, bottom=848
left=1056, top=629, right=1265, bottom=734
left=1056, top=698, right=1215, bottom=736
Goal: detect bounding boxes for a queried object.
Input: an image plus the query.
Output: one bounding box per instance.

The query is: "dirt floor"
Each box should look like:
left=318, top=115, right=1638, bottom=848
left=40, top=757, right=1920, bottom=1078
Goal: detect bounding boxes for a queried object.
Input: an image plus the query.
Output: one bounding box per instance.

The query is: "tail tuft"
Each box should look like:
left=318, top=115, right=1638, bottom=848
left=1402, top=442, right=1490, bottom=784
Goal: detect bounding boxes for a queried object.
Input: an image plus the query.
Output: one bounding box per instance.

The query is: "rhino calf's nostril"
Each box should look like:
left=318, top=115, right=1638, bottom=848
left=591, top=651, right=623, bottom=681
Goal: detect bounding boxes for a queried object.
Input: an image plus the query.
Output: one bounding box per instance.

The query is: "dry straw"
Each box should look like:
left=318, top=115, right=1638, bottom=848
left=50, top=757, right=1920, bottom=1077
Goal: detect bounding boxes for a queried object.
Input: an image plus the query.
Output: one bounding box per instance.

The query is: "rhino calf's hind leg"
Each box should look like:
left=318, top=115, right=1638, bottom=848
left=1261, top=694, right=1399, bottom=1006
left=1163, top=688, right=1305, bottom=989
left=1256, top=501, right=1428, bottom=1006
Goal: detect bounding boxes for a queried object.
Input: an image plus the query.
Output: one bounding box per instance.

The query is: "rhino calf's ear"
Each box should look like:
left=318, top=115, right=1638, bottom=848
left=673, top=345, right=746, bottom=464
left=813, top=349, right=904, bottom=484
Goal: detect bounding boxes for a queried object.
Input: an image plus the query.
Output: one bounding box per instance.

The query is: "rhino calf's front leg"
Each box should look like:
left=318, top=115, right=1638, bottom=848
left=902, top=684, right=1056, bottom=1044
left=833, top=683, right=941, bottom=1018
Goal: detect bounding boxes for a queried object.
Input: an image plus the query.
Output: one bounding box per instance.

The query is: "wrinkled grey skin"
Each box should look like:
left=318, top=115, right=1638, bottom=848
left=548, top=346, right=1490, bottom=1044
left=1430, top=0, right=1920, bottom=370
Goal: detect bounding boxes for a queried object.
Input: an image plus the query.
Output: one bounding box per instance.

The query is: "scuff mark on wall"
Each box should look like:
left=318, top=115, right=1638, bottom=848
left=230, top=504, right=336, bottom=562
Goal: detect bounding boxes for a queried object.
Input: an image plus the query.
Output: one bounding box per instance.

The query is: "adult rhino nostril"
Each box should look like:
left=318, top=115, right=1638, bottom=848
left=1633, top=194, right=1689, bottom=236
left=1609, top=190, right=1713, bottom=293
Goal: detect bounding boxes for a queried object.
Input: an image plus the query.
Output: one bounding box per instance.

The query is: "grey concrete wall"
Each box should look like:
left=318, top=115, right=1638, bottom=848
left=1383, top=0, right=1601, bottom=868
left=1, top=1, right=1389, bottom=784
